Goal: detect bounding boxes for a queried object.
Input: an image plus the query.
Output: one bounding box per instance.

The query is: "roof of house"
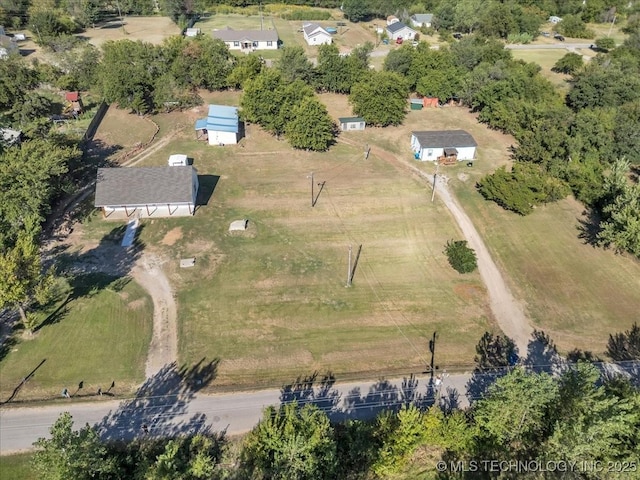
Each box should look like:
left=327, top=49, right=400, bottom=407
left=411, top=13, right=433, bottom=23
left=412, top=130, right=478, bottom=148
left=338, top=116, right=365, bottom=123
left=303, top=23, right=329, bottom=37
left=94, top=166, right=196, bottom=207
left=212, top=27, right=278, bottom=43
left=387, top=22, right=414, bottom=34
left=0, top=127, right=21, bottom=144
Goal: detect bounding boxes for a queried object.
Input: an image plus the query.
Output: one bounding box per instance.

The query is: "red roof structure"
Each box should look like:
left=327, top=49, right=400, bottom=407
left=65, top=91, right=79, bottom=102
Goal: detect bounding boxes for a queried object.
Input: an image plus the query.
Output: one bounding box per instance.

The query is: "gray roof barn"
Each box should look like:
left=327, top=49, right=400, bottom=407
left=212, top=27, right=278, bottom=43
left=412, top=130, right=477, bottom=148
left=410, top=13, right=433, bottom=24
left=95, top=166, right=196, bottom=207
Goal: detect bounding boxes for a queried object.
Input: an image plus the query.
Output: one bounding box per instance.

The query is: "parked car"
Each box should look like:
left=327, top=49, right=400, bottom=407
left=453, top=33, right=463, bottom=39
left=396, top=37, right=403, bottom=44
left=540, top=31, right=550, bottom=37
left=554, top=33, right=565, bottom=41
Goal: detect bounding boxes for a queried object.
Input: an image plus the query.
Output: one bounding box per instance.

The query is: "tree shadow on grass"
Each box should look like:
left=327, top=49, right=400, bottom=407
left=96, top=358, right=220, bottom=443
left=577, top=207, right=602, bottom=247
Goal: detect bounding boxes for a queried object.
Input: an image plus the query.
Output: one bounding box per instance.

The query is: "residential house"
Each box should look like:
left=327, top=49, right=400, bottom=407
left=410, top=130, right=477, bottom=162
left=94, top=166, right=200, bottom=218
left=212, top=27, right=278, bottom=51
left=302, top=23, right=332, bottom=45
left=410, top=14, right=433, bottom=28
left=386, top=22, right=417, bottom=41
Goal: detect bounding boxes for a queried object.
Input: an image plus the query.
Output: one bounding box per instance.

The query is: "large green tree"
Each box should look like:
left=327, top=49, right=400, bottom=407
left=241, top=402, right=337, bottom=480
left=285, top=96, right=335, bottom=151
left=349, top=71, right=408, bottom=126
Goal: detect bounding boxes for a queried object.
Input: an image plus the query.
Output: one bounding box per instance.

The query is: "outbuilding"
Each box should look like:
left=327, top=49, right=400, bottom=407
left=94, top=166, right=199, bottom=218
left=338, top=116, right=365, bottom=131
left=386, top=22, right=416, bottom=41
left=195, top=104, right=240, bottom=145
left=410, top=130, right=477, bottom=162
left=410, top=13, right=433, bottom=28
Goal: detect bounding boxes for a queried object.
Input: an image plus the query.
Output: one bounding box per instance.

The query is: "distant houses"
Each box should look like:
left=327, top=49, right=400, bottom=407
left=411, top=130, right=477, bottom=163
left=410, top=14, right=433, bottom=28
left=94, top=166, right=199, bottom=218
left=195, top=105, right=240, bottom=146
left=302, top=23, right=332, bottom=45
left=212, top=27, right=278, bottom=51
left=386, top=22, right=417, bottom=42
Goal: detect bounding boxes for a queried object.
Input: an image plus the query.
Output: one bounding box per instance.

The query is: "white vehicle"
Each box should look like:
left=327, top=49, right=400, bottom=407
left=168, top=154, right=188, bottom=166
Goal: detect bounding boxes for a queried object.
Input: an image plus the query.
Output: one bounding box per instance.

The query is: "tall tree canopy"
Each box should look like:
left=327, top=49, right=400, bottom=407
left=349, top=71, right=408, bottom=126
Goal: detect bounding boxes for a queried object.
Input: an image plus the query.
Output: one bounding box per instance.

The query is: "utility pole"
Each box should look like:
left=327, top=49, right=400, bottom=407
left=115, top=0, right=125, bottom=33
left=347, top=245, right=352, bottom=287
left=428, top=331, right=437, bottom=377
left=607, top=13, right=617, bottom=37
left=307, top=172, right=314, bottom=207
left=431, top=161, right=439, bottom=202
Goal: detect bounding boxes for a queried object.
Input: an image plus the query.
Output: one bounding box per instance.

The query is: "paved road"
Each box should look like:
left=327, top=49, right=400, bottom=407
left=505, top=42, right=593, bottom=50
left=1, top=372, right=472, bottom=454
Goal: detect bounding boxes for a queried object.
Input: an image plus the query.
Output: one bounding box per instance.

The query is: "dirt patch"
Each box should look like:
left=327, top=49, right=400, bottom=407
left=127, top=298, right=147, bottom=310
left=162, top=227, right=183, bottom=246
left=453, top=284, right=485, bottom=302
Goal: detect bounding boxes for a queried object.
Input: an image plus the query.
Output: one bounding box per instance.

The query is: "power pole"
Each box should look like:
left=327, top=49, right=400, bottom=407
left=431, top=161, right=439, bottom=202
left=607, top=13, right=617, bottom=37
left=347, top=245, right=352, bottom=287
left=307, top=172, right=314, bottom=207
left=115, top=0, right=125, bottom=33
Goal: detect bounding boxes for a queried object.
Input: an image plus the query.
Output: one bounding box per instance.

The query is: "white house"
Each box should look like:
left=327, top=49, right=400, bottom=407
left=212, top=27, right=278, bottom=51
left=410, top=13, right=433, bottom=28
left=94, top=166, right=199, bottom=218
left=195, top=104, right=240, bottom=145
left=302, top=23, right=332, bottom=45
left=386, top=22, right=416, bottom=41
left=410, top=130, right=477, bottom=162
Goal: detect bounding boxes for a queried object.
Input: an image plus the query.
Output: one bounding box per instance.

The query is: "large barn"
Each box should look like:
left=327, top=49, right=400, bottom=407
left=94, top=166, right=199, bottom=218
left=411, top=130, right=477, bottom=162
left=195, top=105, right=240, bottom=145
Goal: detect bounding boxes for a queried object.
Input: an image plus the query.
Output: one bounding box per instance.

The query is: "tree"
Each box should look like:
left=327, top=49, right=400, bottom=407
left=383, top=45, right=415, bottom=77
left=444, top=239, right=477, bottom=273
left=473, top=368, right=559, bottom=457
left=32, top=412, right=118, bottom=480
left=315, top=43, right=350, bottom=93
left=10, top=92, right=52, bottom=126
left=555, top=14, right=594, bottom=39
left=595, top=36, right=616, bottom=52
left=146, top=434, right=225, bottom=480
left=613, top=100, right=640, bottom=164
left=474, top=332, right=518, bottom=370
left=0, top=56, right=38, bottom=111
left=349, top=71, right=408, bottom=126
left=342, top=0, right=371, bottom=22
left=551, top=52, right=583, bottom=74
left=416, top=68, right=462, bottom=102
left=227, top=53, right=263, bottom=89
left=241, top=402, right=337, bottom=480
left=277, top=45, right=314, bottom=84
left=285, top=96, right=336, bottom=151
left=607, top=323, right=640, bottom=361
left=597, top=182, right=640, bottom=257
left=168, top=36, right=233, bottom=90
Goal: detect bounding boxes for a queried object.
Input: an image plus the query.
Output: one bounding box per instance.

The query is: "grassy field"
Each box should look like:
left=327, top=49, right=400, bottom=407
left=0, top=276, right=152, bottom=402
left=510, top=49, right=572, bottom=91
left=0, top=453, right=36, bottom=479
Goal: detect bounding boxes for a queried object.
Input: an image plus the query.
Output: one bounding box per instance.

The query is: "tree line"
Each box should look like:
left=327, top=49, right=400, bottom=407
left=31, top=324, right=640, bottom=479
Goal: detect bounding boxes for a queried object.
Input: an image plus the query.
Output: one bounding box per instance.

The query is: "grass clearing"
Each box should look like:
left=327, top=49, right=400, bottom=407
left=510, top=49, right=573, bottom=92
left=0, top=453, right=36, bottom=478
left=0, top=276, right=152, bottom=402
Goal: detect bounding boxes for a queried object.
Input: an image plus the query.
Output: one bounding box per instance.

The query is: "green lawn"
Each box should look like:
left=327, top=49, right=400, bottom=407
left=0, top=453, right=36, bottom=480
left=0, top=276, right=152, bottom=402
left=510, top=49, right=572, bottom=92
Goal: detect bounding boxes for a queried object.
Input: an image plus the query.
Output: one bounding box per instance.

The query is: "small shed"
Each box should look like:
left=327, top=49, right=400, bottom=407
left=386, top=15, right=400, bottom=26
left=168, top=154, right=188, bottom=166
left=410, top=98, right=423, bottom=110
left=410, top=130, right=477, bottom=162
left=423, top=97, right=439, bottom=108
left=338, top=116, right=365, bottom=131
left=185, top=27, right=201, bottom=37
left=94, top=166, right=200, bottom=218
left=64, top=91, right=83, bottom=114
left=195, top=105, right=240, bottom=145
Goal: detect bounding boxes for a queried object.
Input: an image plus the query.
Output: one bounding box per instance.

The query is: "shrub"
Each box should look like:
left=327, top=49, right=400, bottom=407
left=444, top=240, right=477, bottom=274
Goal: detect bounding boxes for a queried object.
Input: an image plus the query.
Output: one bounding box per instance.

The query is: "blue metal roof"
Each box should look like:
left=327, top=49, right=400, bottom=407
left=196, top=104, right=240, bottom=133
left=195, top=118, right=207, bottom=130
left=208, top=104, right=238, bottom=119
left=207, top=122, right=239, bottom=133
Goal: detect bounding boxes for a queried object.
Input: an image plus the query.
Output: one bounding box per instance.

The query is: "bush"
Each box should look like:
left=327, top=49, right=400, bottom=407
left=595, top=36, right=616, bottom=51
left=551, top=52, right=583, bottom=74
left=281, top=9, right=332, bottom=21
left=444, top=240, right=478, bottom=274
left=506, top=32, right=533, bottom=44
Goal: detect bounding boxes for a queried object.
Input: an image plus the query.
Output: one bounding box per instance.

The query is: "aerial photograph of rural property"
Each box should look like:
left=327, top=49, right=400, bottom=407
left=1, top=0, right=639, bottom=478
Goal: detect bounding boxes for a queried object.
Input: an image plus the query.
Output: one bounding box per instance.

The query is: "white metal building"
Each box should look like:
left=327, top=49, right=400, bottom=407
left=195, top=105, right=240, bottom=145
left=94, top=166, right=199, bottom=218
left=410, top=130, right=477, bottom=162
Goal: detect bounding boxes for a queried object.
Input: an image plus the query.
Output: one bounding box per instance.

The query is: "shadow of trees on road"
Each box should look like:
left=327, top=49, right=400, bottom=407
left=96, top=359, right=220, bottom=443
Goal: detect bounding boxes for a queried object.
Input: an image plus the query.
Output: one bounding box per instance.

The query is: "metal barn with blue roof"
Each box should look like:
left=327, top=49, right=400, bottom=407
left=195, top=104, right=240, bottom=145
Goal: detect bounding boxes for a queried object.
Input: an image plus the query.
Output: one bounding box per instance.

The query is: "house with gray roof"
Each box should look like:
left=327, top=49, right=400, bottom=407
left=212, top=27, right=278, bottom=51
left=410, top=13, right=433, bottom=28
left=386, top=22, right=416, bottom=41
left=302, top=23, right=332, bottom=45
left=94, top=166, right=199, bottom=218
left=411, top=130, right=477, bottom=162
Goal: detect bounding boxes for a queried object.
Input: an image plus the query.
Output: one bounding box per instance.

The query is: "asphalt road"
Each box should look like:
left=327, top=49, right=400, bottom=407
left=505, top=42, right=593, bottom=49
left=0, top=372, right=474, bottom=454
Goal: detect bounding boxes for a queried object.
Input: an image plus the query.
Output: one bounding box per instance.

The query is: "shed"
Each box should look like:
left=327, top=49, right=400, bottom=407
left=410, top=98, right=423, bottom=110
left=386, top=15, right=400, bottom=26
left=410, top=13, right=433, bottom=28
left=410, top=130, right=477, bottom=162
left=195, top=104, right=240, bottom=145
left=302, top=23, right=332, bottom=45
left=185, top=27, right=201, bottom=37
left=94, top=166, right=199, bottom=218
left=338, top=116, right=365, bottom=131
left=168, top=154, right=188, bottom=166
left=64, top=91, right=83, bottom=114
left=423, top=97, right=439, bottom=108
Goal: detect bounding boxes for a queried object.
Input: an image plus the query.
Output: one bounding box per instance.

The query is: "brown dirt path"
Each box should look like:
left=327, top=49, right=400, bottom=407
left=340, top=138, right=533, bottom=353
